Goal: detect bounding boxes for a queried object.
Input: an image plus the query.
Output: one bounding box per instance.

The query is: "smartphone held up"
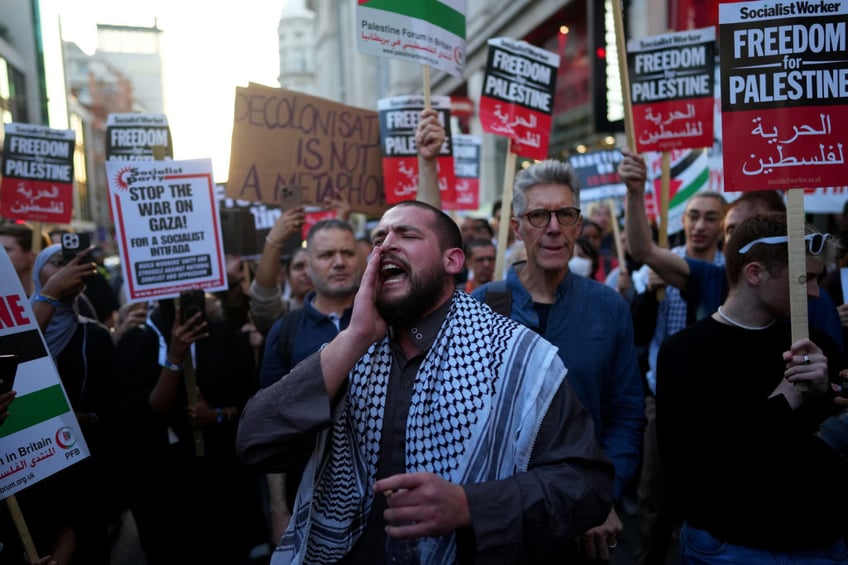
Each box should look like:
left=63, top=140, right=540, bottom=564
left=60, top=232, right=91, bottom=264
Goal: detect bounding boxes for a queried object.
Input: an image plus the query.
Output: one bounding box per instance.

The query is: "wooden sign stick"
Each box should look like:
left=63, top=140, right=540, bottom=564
left=787, top=189, right=809, bottom=344
left=494, top=140, right=517, bottom=281
left=7, top=495, right=39, bottom=563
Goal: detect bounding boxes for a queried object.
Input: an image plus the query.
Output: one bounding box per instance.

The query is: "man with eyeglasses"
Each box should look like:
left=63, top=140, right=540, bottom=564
left=656, top=212, right=848, bottom=563
left=472, top=159, right=644, bottom=563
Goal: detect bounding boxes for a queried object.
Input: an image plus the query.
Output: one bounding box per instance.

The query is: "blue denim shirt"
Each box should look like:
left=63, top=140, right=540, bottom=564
left=473, top=266, right=644, bottom=499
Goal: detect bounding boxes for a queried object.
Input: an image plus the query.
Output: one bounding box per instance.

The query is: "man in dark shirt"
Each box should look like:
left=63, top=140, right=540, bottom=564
left=237, top=200, right=614, bottom=564
left=657, top=213, right=848, bottom=562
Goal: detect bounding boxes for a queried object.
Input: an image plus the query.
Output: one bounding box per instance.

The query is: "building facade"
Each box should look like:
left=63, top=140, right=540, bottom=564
left=278, top=0, right=678, bottom=212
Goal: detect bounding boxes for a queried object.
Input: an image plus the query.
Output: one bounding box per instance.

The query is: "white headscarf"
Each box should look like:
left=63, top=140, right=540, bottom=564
left=31, top=244, right=79, bottom=357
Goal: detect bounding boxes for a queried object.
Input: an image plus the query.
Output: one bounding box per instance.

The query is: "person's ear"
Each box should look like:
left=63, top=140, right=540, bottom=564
left=743, top=261, right=765, bottom=286
left=444, top=247, right=465, bottom=275
left=511, top=216, right=523, bottom=242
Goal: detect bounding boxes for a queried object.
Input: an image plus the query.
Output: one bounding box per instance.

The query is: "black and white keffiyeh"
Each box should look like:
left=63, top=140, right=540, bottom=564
left=274, top=291, right=566, bottom=564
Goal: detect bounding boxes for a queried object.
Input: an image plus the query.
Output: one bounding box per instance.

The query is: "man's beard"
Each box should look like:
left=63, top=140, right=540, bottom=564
left=377, top=265, right=445, bottom=326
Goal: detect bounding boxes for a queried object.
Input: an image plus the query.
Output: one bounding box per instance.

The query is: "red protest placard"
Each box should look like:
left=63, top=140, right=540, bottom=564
left=378, top=95, right=456, bottom=206
left=0, top=124, right=75, bottom=224
left=719, top=0, right=848, bottom=191
left=479, top=38, right=560, bottom=160
left=628, top=27, right=716, bottom=152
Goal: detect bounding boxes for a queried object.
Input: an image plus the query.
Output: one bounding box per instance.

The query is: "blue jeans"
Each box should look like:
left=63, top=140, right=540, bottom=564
left=679, top=523, right=848, bottom=564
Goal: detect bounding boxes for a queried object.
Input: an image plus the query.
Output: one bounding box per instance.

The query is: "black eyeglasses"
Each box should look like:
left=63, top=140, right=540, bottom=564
left=520, top=207, right=581, bottom=228
left=737, top=233, right=831, bottom=255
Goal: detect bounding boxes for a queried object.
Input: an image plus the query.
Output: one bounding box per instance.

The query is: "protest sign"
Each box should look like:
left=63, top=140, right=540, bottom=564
left=107, top=158, right=228, bottom=302
left=719, top=0, right=848, bottom=191
left=0, top=123, right=75, bottom=224
left=569, top=149, right=626, bottom=203
left=480, top=38, right=560, bottom=160
left=628, top=27, right=716, bottom=152
left=0, top=250, right=89, bottom=501
left=227, top=83, right=386, bottom=216
left=378, top=95, right=456, bottom=205
left=451, top=134, right=481, bottom=211
left=356, top=0, right=466, bottom=78
left=105, top=113, right=174, bottom=161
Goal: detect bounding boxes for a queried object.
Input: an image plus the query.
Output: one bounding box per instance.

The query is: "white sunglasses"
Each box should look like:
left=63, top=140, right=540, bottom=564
left=737, top=233, right=831, bottom=255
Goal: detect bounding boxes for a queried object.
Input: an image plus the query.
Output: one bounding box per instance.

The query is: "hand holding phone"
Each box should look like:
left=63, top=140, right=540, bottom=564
left=179, top=290, right=207, bottom=326
left=61, top=232, right=91, bottom=264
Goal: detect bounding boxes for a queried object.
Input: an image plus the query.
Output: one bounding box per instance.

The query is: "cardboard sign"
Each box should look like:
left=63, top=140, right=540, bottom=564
left=356, top=0, right=466, bottom=78
left=105, top=113, right=174, bottom=161
left=628, top=27, right=716, bottom=152
left=719, top=0, right=848, bottom=191
left=227, top=83, right=387, bottom=217
left=0, top=123, right=75, bottom=224
left=451, top=134, right=481, bottom=211
left=0, top=250, right=89, bottom=500
left=378, top=95, right=456, bottom=205
left=107, top=159, right=228, bottom=302
left=480, top=38, right=560, bottom=160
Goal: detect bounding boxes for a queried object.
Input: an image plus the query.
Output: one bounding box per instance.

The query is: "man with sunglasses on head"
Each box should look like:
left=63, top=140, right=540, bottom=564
left=620, top=150, right=843, bottom=349
left=472, top=159, right=644, bottom=563
left=656, top=213, right=848, bottom=563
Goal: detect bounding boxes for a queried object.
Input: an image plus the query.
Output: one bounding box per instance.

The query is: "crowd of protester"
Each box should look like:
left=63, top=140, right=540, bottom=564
left=1, top=115, right=848, bottom=565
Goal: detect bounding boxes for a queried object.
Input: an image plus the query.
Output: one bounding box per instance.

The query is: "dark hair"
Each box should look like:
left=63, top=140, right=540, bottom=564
left=492, top=199, right=502, bottom=218
left=575, top=236, right=599, bottom=278
left=471, top=218, right=494, bottom=239
left=463, top=238, right=495, bottom=257
left=724, top=213, right=789, bottom=285
left=284, top=247, right=309, bottom=275
left=687, top=191, right=729, bottom=214
left=389, top=201, right=462, bottom=251
left=726, top=191, right=786, bottom=217
left=305, top=219, right=354, bottom=247
left=0, top=222, right=50, bottom=251
left=581, top=220, right=602, bottom=236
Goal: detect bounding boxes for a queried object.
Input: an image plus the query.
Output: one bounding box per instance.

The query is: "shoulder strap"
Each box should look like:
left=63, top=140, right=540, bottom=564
left=277, top=308, right=304, bottom=369
left=484, top=280, right=512, bottom=318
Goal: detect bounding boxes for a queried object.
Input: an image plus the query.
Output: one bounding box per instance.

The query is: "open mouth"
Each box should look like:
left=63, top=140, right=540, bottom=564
left=380, top=258, right=408, bottom=285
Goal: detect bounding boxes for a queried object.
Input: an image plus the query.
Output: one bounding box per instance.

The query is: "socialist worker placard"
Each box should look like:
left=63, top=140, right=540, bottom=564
left=628, top=27, right=716, bottom=152
left=719, top=0, right=848, bottom=191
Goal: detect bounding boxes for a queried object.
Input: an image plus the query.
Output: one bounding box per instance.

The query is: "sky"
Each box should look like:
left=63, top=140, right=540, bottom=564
left=40, top=0, right=285, bottom=182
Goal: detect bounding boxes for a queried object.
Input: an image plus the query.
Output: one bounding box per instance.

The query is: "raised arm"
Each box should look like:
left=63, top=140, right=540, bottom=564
left=250, top=207, right=304, bottom=333
left=619, top=149, right=691, bottom=292
left=318, top=244, right=387, bottom=398
left=34, top=248, right=96, bottom=332
left=237, top=246, right=388, bottom=468
left=416, top=109, right=446, bottom=209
